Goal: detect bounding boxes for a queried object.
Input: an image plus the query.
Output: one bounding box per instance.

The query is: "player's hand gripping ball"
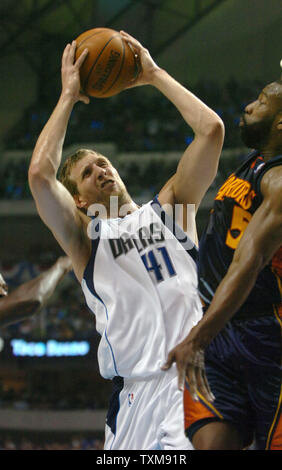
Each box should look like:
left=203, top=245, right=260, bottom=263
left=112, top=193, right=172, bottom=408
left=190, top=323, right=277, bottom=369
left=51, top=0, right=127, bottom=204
left=74, top=28, right=140, bottom=98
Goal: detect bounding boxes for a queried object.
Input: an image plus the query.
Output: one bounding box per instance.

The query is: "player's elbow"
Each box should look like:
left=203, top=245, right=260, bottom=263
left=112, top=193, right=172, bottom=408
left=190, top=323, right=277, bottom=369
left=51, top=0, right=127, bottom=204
left=205, top=116, right=225, bottom=139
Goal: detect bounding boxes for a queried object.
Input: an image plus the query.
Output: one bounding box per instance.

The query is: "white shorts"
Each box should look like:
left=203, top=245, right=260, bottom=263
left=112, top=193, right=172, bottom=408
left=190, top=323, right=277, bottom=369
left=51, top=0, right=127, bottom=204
left=104, top=366, right=194, bottom=450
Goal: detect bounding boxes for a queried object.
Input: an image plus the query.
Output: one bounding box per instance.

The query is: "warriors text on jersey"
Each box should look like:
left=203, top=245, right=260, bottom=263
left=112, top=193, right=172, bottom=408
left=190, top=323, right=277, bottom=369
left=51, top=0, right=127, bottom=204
left=198, top=151, right=282, bottom=317
left=81, top=196, right=202, bottom=379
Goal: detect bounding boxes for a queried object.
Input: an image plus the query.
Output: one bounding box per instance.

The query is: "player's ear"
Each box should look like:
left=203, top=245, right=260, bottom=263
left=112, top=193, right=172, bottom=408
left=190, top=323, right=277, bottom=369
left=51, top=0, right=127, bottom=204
left=73, top=194, right=88, bottom=209
left=277, top=115, right=282, bottom=131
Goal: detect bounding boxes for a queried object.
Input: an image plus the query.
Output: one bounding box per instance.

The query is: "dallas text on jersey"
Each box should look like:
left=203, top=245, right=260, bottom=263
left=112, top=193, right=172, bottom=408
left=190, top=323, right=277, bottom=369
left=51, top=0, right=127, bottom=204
left=109, top=222, right=165, bottom=259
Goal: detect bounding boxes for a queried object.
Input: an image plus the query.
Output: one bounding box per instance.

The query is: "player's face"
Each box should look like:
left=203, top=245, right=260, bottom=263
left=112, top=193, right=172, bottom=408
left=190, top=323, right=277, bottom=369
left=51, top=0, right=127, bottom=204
left=0, top=273, right=8, bottom=297
left=70, top=152, right=128, bottom=210
left=239, top=82, right=282, bottom=149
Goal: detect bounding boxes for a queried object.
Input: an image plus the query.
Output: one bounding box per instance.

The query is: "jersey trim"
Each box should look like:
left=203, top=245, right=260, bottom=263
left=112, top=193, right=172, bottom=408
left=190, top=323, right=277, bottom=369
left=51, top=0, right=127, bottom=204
left=199, top=278, right=215, bottom=304
left=254, top=153, right=282, bottom=201
left=106, top=376, right=124, bottom=447
left=83, top=227, right=101, bottom=296
left=82, top=222, right=120, bottom=377
left=151, top=195, right=198, bottom=264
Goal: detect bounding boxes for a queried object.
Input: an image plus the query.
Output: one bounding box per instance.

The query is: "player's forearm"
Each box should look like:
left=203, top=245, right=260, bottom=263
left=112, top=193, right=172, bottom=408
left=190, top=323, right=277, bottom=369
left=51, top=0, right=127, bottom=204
left=24, top=257, right=71, bottom=306
left=192, top=252, right=265, bottom=349
left=150, top=68, right=223, bottom=136
left=0, top=299, right=41, bottom=327
left=0, top=258, right=71, bottom=328
left=29, top=93, right=75, bottom=181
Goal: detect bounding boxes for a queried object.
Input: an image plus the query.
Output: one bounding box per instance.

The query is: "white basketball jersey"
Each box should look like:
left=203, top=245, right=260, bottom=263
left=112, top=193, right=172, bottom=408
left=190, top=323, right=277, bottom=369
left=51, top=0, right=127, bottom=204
left=81, top=196, right=203, bottom=379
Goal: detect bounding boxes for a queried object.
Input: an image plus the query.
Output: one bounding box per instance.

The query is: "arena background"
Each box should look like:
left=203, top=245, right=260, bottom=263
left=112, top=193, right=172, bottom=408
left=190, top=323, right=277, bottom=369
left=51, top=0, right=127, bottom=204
left=0, top=0, right=281, bottom=450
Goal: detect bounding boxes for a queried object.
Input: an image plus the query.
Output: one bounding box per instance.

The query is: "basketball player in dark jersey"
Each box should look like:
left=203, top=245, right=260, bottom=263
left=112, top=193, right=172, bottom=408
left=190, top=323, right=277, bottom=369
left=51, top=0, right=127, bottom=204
left=0, top=256, right=72, bottom=327
left=163, top=79, right=282, bottom=449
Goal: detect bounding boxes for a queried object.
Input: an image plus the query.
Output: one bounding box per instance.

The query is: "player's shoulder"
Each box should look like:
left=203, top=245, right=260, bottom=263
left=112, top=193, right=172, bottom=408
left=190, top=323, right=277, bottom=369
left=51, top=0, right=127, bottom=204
left=261, top=164, right=282, bottom=190
left=260, top=165, right=282, bottom=209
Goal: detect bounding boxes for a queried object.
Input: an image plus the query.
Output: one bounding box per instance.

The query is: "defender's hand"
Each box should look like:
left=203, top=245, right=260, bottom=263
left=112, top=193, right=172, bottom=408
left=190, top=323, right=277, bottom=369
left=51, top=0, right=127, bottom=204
left=162, top=329, right=215, bottom=403
left=61, top=41, right=90, bottom=104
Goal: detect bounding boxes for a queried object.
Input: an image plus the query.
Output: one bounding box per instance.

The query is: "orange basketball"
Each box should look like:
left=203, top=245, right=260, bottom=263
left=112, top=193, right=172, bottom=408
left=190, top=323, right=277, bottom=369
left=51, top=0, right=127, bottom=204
left=74, top=28, right=140, bottom=98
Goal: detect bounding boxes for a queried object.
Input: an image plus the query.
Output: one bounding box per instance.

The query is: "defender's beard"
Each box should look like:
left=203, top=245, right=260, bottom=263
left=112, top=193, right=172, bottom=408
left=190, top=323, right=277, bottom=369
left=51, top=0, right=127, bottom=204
left=240, top=115, right=274, bottom=150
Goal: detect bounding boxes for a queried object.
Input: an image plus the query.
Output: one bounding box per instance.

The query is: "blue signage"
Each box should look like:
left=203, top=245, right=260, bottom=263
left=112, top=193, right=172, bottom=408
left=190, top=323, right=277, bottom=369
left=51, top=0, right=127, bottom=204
left=10, top=339, right=90, bottom=358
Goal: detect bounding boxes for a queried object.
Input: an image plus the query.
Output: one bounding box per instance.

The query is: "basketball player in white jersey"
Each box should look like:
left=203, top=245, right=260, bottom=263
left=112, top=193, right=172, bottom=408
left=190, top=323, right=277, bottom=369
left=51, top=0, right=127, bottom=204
left=28, top=31, right=224, bottom=450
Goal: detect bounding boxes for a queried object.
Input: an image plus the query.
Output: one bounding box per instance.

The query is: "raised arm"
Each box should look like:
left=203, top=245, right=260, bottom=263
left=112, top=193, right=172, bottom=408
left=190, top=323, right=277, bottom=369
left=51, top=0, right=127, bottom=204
left=163, top=166, right=282, bottom=398
left=0, top=256, right=72, bottom=327
left=120, top=31, right=225, bottom=211
left=28, top=42, right=90, bottom=281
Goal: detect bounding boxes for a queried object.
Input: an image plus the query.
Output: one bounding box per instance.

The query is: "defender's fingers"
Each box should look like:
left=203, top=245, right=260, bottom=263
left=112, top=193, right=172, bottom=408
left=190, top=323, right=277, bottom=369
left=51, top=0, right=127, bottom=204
left=174, top=355, right=188, bottom=392
left=177, top=364, right=186, bottom=392
left=192, top=350, right=214, bottom=402
left=161, top=350, right=175, bottom=371
left=186, top=365, right=199, bottom=401
left=195, top=366, right=211, bottom=402
left=202, top=371, right=215, bottom=402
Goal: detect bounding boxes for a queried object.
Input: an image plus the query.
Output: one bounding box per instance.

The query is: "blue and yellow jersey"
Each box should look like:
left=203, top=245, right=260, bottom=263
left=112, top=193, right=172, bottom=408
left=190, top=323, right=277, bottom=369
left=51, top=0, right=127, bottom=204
left=198, top=151, right=282, bottom=318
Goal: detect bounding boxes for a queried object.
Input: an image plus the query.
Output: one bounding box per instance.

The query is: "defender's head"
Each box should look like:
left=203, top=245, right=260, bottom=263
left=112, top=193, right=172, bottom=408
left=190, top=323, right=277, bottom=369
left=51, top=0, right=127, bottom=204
left=240, top=79, right=282, bottom=153
left=59, top=149, right=131, bottom=214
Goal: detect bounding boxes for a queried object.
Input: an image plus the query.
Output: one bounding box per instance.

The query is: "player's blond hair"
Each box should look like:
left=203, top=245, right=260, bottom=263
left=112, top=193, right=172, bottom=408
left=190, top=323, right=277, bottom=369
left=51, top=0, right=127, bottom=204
left=59, top=148, right=104, bottom=195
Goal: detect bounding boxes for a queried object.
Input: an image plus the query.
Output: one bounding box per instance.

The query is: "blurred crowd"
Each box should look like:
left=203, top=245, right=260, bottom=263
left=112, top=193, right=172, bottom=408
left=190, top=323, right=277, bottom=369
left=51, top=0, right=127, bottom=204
left=0, top=376, right=110, bottom=411
left=0, top=78, right=263, bottom=200
left=5, top=77, right=264, bottom=151
left=0, top=434, right=104, bottom=450
left=0, top=263, right=112, bottom=413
